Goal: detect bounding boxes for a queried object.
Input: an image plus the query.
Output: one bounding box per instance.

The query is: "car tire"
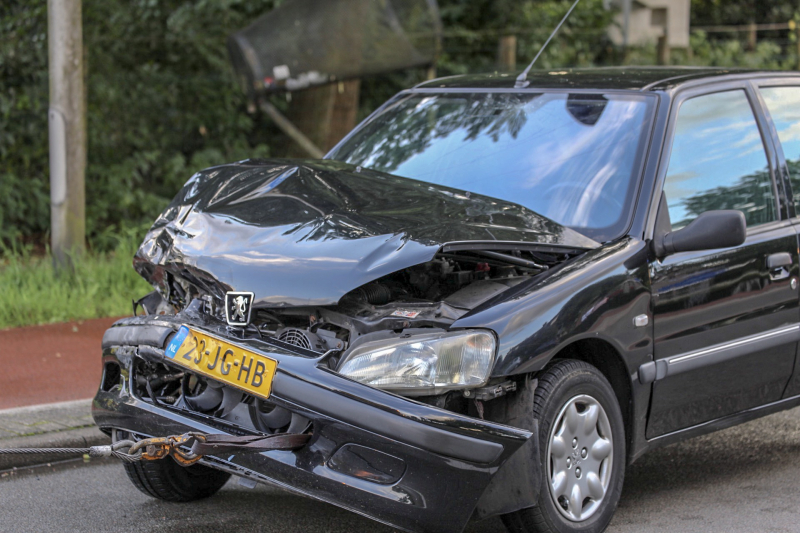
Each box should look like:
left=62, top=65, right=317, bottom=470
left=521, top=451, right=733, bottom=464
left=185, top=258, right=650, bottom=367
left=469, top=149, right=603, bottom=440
left=122, top=455, right=231, bottom=502
left=502, top=359, right=625, bottom=533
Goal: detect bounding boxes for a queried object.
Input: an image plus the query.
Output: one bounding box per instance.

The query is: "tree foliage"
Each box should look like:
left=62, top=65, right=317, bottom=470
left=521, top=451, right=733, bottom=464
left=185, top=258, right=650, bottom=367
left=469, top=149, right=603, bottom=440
left=1, top=0, right=281, bottom=249
left=2, top=0, right=800, bottom=251
left=692, top=0, right=796, bottom=28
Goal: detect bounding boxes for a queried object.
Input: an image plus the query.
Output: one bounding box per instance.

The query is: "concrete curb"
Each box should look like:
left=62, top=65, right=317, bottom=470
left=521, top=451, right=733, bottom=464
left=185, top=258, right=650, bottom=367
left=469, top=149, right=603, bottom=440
left=0, top=399, right=110, bottom=470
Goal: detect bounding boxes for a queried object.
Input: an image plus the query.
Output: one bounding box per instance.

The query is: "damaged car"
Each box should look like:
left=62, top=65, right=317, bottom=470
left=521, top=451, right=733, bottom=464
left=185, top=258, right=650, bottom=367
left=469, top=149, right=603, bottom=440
left=94, top=67, right=800, bottom=533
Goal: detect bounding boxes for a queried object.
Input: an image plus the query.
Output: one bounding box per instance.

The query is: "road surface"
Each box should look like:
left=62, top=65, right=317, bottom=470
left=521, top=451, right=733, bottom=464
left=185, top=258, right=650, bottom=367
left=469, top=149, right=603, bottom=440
left=2, top=406, right=799, bottom=532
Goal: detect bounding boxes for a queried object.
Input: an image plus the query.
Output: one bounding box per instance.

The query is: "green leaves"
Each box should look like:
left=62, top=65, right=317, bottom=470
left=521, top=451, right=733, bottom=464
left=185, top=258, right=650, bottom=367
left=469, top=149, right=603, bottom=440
left=2, top=0, right=277, bottom=252
left=3, top=0, right=800, bottom=255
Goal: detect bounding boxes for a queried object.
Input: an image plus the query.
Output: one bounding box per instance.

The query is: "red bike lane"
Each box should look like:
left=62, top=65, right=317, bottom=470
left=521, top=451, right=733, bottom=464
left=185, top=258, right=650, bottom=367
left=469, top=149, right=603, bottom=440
left=0, top=317, right=121, bottom=409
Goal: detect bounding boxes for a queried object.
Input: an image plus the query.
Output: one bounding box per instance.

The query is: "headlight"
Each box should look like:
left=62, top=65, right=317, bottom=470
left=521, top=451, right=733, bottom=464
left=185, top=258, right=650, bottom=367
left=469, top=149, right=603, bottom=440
left=337, top=330, right=496, bottom=396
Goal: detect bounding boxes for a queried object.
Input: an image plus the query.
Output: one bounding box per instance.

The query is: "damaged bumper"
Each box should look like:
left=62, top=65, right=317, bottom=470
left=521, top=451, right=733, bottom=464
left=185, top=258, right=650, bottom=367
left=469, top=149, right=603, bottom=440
left=93, top=315, right=538, bottom=533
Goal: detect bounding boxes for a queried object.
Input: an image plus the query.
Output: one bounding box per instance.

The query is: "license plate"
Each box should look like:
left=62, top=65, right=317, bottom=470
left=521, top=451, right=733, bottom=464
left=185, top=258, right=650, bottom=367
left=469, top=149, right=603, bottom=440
left=165, top=326, right=278, bottom=399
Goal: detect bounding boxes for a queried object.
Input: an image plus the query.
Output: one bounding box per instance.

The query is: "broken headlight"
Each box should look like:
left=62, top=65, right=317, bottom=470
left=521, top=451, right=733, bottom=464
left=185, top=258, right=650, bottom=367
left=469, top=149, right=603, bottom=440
left=337, top=330, right=496, bottom=396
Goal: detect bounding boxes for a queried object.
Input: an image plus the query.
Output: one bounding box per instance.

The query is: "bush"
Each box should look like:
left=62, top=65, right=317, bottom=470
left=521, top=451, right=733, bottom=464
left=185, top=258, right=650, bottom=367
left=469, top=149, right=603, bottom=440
left=3, top=0, right=799, bottom=253
left=1, top=0, right=279, bottom=251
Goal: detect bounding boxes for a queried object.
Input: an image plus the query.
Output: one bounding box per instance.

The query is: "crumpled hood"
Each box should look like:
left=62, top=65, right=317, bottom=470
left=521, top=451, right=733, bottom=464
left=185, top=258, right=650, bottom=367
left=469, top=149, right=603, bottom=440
left=134, top=159, right=598, bottom=307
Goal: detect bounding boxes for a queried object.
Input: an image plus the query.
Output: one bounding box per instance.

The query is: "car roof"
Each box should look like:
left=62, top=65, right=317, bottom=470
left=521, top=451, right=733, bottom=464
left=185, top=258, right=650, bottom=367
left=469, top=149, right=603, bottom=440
left=414, top=66, right=797, bottom=92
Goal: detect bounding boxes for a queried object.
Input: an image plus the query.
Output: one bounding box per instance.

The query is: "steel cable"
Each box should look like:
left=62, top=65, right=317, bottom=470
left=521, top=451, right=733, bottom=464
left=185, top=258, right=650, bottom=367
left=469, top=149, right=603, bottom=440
left=0, top=440, right=143, bottom=462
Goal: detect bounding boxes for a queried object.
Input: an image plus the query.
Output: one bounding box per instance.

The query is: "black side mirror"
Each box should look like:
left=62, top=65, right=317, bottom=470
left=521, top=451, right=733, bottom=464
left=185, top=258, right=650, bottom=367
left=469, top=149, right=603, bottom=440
left=653, top=209, right=746, bottom=258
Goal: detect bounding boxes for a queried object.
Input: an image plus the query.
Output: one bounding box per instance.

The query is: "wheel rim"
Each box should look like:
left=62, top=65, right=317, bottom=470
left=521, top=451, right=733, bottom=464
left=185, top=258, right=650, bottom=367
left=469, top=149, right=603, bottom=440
left=546, top=394, right=614, bottom=522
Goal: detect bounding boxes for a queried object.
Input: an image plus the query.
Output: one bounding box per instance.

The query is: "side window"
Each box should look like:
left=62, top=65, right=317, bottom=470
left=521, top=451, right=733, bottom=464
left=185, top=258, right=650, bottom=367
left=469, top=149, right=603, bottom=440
left=760, top=87, right=800, bottom=215
left=664, top=90, right=775, bottom=230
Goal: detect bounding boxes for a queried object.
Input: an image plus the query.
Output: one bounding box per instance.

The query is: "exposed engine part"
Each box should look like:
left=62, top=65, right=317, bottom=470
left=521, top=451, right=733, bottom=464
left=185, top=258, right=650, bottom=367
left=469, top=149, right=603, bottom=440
left=136, top=371, right=184, bottom=395
left=463, top=380, right=519, bottom=401
left=472, top=250, right=547, bottom=271
left=182, top=375, right=224, bottom=412
left=249, top=399, right=309, bottom=434
left=445, top=280, right=522, bottom=310
left=150, top=247, right=577, bottom=392
left=276, top=327, right=345, bottom=352
left=249, top=398, right=291, bottom=432
left=233, top=248, right=577, bottom=352
left=132, top=361, right=183, bottom=406
left=132, top=358, right=310, bottom=436
left=181, top=374, right=245, bottom=418
left=134, top=290, right=176, bottom=316
left=278, top=328, right=321, bottom=350
left=349, top=282, right=393, bottom=305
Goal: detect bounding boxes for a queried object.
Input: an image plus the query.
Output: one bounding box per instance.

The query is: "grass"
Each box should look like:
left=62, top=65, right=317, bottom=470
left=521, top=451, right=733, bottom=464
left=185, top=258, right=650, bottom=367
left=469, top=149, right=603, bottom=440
left=0, top=235, right=153, bottom=329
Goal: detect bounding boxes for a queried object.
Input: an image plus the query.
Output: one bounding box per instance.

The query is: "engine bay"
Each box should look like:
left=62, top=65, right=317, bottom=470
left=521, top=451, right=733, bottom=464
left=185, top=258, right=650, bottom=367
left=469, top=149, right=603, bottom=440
left=140, top=247, right=578, bottom=356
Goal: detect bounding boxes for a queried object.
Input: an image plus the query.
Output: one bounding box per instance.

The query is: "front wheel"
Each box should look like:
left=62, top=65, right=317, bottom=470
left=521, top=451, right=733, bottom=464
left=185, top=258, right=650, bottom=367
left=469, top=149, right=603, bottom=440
left=116, top=431, right=231, bottom=502
left=503, top=360, right=626, bottom=533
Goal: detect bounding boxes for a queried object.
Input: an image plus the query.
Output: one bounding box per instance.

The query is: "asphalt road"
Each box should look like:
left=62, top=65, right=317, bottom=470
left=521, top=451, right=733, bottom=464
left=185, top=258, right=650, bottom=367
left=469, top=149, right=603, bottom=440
left=2, top=407, right=800, bottom=533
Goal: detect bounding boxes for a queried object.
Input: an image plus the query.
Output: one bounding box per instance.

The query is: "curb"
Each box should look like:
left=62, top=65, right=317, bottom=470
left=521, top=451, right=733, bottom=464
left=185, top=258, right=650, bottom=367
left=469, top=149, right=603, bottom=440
left=0, top=399, right=110, bottom=470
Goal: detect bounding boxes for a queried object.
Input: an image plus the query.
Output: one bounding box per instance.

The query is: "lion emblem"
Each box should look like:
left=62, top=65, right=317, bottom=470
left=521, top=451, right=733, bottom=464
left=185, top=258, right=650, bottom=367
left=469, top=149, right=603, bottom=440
left=232, top=295, right=249, bottom=322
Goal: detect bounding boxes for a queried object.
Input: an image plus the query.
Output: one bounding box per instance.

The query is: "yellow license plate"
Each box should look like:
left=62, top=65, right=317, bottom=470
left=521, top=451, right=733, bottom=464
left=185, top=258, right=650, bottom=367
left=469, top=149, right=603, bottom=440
left=165, top=325, right=278, bottom=399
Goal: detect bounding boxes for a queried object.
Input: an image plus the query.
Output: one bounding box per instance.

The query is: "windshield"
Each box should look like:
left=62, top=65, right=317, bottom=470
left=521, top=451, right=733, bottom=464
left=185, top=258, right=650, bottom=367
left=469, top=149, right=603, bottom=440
left=327, top=91, right=655, bottom=242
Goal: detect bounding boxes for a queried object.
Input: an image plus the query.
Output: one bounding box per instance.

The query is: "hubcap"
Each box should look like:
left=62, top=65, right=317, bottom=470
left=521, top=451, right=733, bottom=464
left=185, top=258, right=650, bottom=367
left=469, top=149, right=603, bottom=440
left=546, top=394, right=613, bottom=522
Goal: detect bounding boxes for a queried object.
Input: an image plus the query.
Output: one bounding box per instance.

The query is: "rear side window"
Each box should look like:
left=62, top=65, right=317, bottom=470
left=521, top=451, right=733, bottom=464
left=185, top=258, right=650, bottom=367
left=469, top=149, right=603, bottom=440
left=664, top=90, right=775, bottom=230
left=760, top=87, right=800, bottom=215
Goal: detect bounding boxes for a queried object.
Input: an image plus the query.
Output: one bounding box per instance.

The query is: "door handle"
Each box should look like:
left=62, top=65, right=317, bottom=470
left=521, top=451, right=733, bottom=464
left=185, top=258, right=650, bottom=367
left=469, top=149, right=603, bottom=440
left=767, top=253, right=792, bottom=269
left=767, top=252, right=793, bottom=280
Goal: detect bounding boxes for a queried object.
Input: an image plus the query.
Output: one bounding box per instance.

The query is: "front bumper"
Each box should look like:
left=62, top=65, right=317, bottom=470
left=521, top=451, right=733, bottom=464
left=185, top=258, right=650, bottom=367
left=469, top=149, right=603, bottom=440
left=93, top=314, right=536, bottom=533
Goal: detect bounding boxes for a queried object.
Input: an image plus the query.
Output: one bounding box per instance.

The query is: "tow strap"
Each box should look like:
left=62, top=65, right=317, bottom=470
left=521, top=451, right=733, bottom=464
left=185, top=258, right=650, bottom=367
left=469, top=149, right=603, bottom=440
left=0, top=432, right=311, bottom=466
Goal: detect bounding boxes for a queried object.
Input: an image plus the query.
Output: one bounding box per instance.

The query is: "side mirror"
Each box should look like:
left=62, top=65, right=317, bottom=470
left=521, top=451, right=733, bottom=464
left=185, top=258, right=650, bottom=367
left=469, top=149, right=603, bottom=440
left=653, top=210, right=746, bottom=258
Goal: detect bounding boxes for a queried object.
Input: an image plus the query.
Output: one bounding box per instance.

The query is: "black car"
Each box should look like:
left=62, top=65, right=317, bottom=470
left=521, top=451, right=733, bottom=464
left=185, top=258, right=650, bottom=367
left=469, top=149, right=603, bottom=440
left=93, top=67, right=800, bottom=533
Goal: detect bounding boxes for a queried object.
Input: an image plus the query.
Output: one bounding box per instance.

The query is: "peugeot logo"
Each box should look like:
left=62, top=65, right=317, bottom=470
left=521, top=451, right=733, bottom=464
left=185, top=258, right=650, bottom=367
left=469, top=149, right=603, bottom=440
left=225, top=291, right=254, bottom=326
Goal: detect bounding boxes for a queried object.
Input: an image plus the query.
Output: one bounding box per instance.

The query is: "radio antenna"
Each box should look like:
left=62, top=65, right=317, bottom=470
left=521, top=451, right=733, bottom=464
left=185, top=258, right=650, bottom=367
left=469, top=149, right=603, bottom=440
left=515, top=0, right=582, bottom=88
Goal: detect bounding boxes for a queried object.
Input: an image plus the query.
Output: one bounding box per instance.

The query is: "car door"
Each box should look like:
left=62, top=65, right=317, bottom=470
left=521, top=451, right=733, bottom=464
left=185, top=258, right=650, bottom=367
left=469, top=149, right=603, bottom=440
left=646, top=85, right=800, bottom=439
left=758, top=81, right=800, bottom=398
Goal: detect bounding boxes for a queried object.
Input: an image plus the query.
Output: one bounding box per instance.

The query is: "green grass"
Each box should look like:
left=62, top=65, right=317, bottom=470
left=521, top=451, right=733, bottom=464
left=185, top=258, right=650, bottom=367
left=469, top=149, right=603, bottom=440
left=0, top=235, right=153, bottom=329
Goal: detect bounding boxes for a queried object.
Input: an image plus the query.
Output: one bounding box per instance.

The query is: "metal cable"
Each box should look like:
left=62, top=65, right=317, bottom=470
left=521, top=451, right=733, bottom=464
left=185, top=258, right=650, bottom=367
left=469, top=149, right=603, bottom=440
left=0, top=440, right=142, bottom=462
left=0, top=448, right=92, bottom=455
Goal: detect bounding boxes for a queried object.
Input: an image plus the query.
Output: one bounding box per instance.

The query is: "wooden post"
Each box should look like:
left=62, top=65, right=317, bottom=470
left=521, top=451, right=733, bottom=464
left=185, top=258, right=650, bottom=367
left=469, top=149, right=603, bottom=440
left=497, top=35, right=517, bottom=71
left=328, top=80, right=361, bottom=148
left=48, top=0, right=86, bottom=268
left=259, top=100, right=324, bottom=159
left=284, top=85, right=336, bottom=158
left=747, top=22, right=757, bottom=51
left=796, top=25, right=800, bottom=70
left=657, top=34, right=670, bottom=65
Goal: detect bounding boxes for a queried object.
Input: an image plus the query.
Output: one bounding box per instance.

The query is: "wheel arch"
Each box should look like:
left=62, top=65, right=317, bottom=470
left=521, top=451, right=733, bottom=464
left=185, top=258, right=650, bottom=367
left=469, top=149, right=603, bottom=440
left=548, top=338, right=634, bottom=461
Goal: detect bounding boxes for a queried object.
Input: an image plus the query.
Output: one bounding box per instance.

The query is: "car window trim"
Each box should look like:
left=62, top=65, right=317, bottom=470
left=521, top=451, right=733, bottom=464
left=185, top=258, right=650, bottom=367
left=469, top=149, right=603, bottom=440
left=645, top=80, right=784, bottom=241
left=752, top=78, right=800, bottom=220
left=746, top=81, right=790, bottom=221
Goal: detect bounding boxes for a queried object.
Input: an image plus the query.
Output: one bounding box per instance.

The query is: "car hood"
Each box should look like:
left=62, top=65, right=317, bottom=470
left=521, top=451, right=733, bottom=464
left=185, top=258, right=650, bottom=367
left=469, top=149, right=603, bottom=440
left=134, top=159, right=599, bottom=307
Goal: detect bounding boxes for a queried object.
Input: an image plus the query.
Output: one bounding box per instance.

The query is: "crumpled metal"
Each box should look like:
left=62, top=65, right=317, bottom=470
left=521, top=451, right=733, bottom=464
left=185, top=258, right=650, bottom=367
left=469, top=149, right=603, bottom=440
left=134, top=159, right=597, bottom=308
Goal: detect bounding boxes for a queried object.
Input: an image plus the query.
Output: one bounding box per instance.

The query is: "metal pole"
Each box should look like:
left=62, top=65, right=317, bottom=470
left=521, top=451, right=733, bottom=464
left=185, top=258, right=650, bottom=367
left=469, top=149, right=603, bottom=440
left=48, top=0, right=86, bottom=268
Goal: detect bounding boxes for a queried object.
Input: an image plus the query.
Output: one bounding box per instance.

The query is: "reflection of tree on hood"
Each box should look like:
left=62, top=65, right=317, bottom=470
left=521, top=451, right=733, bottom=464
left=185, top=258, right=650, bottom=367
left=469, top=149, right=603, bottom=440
left=676, top=166, right=774, bottom=228
left=341, top=93, right=538, bottom=174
